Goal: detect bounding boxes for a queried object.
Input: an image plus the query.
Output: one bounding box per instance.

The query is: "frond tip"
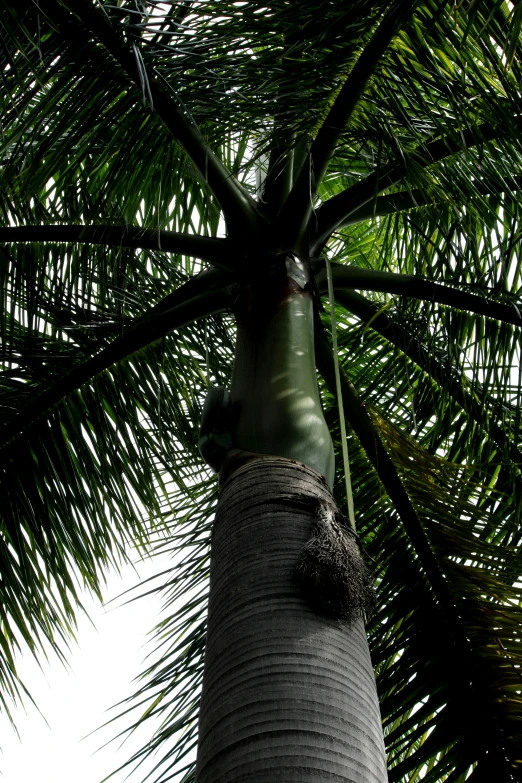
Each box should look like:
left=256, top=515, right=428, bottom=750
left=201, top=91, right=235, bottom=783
left=296, top=501, right=375, bottom=622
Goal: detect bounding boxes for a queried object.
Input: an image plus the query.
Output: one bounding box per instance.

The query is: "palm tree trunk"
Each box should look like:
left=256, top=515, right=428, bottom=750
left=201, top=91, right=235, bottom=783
left=195, top=456, right=388, bottom=783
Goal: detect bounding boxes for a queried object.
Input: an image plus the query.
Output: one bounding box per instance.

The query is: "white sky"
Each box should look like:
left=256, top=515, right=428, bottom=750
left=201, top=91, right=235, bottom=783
left=0, top=556, right=172, bottom=783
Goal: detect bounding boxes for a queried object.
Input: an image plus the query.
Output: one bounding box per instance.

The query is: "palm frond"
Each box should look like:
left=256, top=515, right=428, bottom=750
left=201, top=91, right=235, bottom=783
left=1, top=1, right=522, bottom=781
left=371, top=415, right=522, bottom=781
left=318, top=330, right=521, bottom=780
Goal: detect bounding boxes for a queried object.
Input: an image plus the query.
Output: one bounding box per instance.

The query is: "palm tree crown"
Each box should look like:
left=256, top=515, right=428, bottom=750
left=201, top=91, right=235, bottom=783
left=1, top=1, right=522, bottom=781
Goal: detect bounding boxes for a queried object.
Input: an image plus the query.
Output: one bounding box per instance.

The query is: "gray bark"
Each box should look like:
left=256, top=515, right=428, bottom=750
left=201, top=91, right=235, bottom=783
left=195, top=457, right=388, bottom=783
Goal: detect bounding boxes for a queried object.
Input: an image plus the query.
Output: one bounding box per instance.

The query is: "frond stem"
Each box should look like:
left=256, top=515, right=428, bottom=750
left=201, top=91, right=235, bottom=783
left=0, top=284, right=233, bottom=450
left=311, top=0, right=421, bottom=189
left=41, top=0, right=261, bottom=238
left=315, top=330, right=471, bottom=652
left=278, top=0, right=420, bottom=245
left=313, top=262, right=522, bottom=328
left=336, top=174, right=522, bottom=226
left=333, top=288, right=522, bottom=472
left=0, top=225, right=233, bottom=270
left=311, top=122, right=499, bottom=253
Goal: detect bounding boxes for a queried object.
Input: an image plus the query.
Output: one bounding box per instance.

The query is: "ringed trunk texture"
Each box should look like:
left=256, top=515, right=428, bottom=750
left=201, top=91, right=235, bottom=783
left=195, top=457, right=388, bottom=783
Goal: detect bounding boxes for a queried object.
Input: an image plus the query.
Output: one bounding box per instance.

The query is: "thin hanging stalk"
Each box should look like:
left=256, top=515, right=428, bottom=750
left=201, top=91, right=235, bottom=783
left=325, top=256, right=356, bottom=529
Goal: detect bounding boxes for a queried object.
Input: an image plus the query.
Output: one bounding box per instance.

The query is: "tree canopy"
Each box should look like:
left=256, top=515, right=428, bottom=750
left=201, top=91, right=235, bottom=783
left=1, top=1, right=522, bottom=781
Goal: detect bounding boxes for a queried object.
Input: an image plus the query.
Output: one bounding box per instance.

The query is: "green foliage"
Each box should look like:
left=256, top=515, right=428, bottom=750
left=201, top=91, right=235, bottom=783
left=1, top=1, right=522, bottom=781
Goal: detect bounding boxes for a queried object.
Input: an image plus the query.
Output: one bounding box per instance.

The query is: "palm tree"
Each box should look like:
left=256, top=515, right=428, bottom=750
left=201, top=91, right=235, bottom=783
left=1, top=0, right=522, bottom=780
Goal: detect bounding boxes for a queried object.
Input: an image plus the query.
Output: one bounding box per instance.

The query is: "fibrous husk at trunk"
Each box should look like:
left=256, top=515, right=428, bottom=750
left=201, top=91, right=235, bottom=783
left=296, top=501, right=375, bottom=622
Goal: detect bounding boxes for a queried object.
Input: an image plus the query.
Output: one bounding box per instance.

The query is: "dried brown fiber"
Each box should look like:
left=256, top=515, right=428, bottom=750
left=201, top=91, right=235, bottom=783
left=296, top=502, right=375, bottom=622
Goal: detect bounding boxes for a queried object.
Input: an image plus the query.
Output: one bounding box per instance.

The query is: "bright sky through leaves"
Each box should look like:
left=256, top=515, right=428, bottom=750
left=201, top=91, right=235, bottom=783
left=0, top=559, right=167, bottom=783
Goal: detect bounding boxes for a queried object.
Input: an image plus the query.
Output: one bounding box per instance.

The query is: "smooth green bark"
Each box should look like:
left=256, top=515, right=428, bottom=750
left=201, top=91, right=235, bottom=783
left=229, top=263, right=334, bottom=487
